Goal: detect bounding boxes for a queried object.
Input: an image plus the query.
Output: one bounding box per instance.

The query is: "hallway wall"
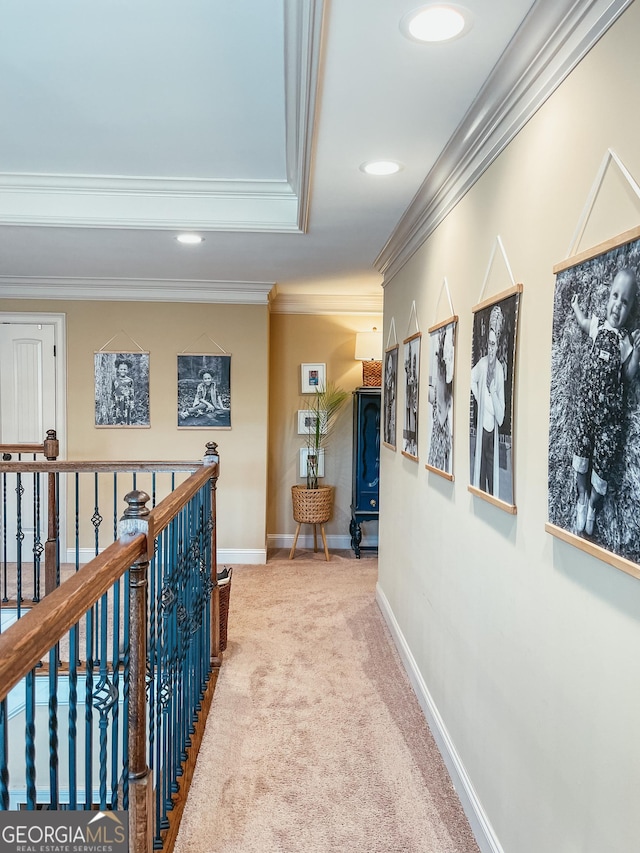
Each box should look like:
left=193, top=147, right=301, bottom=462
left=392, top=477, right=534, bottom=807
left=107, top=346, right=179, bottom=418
left=0, top=298, right=269, bottom=561
left=377, top=3, right=640, bottom=851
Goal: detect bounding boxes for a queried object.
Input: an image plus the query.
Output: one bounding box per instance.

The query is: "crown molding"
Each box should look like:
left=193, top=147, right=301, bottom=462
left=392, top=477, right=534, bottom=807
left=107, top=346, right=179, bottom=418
left=0, top=1, right=324, bottom=234
left=375, top=0, right=634, bottom=284
left=269, top=290, right=383, bottom=315
left=0, top=277, right=274, bottom=304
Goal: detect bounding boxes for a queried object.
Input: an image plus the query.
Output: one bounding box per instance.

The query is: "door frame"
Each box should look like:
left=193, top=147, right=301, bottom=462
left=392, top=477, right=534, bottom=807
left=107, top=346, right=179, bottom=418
left=0, top=312, right=67, bottom=458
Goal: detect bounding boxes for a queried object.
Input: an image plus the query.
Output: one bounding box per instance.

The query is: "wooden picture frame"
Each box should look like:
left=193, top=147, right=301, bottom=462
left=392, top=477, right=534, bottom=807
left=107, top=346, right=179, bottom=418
left=402, top=332, right=421, bottom=461
left=546, top=224, right=640, bottom=580
left=425, top=316, right=457, bottom=480
left=177, top=354, right=231, bottom=428
left=94, top=351, right=150, bottom=428
left=468, top=284, right=522, bottom=513
left=301, top=363, right=326, bottom=393
left=383, top=345, right=399, bottom=450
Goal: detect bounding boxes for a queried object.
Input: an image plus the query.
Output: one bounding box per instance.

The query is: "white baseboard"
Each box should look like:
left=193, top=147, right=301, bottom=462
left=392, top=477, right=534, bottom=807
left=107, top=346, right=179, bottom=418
left=267, top=532, right=378, bottom=551
left=375, top=583, right=504, bottom=853
left=66, top=547, right=267, bottom=566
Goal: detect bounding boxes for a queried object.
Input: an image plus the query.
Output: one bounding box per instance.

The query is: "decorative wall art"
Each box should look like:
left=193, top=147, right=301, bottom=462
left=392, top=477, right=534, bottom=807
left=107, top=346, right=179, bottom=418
left=468, top=285, right=522, bottom=511
left=94, top=351, right=150, bottom=428
left=546, top=225, right=640, bottom=578
left=301, top=363, right=326, bottom=393
left=383, top=344, right=399, bottom=450
left=299, top=447, right=325, bottom=478
left=177, top=354, right=231, bottom=428
left=298, top=410, right=327, bottom=435
left=426, top=317, right=457, bottom=480
left=402, top=333, right=421, bottom=460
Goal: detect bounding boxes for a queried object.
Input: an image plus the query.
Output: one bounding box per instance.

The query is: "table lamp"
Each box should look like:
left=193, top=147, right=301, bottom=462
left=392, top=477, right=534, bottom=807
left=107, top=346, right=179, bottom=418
left=355, top=329, right=383, bottom=386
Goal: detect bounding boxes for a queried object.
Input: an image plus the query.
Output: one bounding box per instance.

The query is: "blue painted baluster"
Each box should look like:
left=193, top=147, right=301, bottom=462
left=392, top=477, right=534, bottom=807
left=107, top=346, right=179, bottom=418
left=84, top=607, right=94, bottom=808
left=110, top=577, right=121, bottom=810
left=122, top=569, right=130, bottom=811
left=25, top=670, right=36, bottom=809
left=93, top=591, right=114, bottom=810
left=49, top=645, right=59, bottom=808
left=0, top=697, right=9, bottom=809
left=68, top=624, right=79, bottom=809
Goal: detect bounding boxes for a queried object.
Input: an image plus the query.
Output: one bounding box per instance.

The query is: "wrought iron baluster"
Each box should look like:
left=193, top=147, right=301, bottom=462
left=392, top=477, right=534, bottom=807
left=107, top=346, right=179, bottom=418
left=110, top=578, right=121, bottom=811
left=84, top=607, right=94, bottom=809
left=33, top=470, right=43, bottom=603
left=16, top=473, right=24, bottom=616
left=93, top=591, right=114, bottom=810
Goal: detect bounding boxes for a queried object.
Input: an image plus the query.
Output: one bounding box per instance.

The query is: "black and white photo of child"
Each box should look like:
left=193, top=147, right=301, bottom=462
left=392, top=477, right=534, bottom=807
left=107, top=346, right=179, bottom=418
left=549, top=233, right=640, bottom=562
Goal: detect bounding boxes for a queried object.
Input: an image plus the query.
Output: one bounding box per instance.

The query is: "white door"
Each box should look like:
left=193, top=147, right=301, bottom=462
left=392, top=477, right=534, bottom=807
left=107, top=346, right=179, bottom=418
left=0, top=323, right=57, bottom=567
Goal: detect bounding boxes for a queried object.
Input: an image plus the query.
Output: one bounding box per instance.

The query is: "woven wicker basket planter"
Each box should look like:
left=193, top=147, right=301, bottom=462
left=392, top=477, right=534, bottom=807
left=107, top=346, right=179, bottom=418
left=291, top=484, right=334, bottom=524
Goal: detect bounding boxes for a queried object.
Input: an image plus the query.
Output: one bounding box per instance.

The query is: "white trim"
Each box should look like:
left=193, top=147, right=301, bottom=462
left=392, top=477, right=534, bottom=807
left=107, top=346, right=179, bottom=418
left=0, top=277, right=274, bottom=304
left=267, top=532, right=378, bottom=551
left=375, top=0, right=633, bottom=284
left=376, top=583, right=504, bottom=853
left=0, top=311, right=67, bottom=559
left=269, top=290, right=383, bottom=315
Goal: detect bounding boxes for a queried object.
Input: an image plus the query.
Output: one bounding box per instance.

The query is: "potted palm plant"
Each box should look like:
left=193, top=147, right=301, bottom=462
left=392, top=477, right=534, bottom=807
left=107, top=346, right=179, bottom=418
left=291, top=382, right=349, bottom=549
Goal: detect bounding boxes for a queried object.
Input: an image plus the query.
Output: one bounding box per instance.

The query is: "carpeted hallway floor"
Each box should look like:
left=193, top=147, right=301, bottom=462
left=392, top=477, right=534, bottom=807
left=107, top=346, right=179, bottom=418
left=173, top=550, right=480, bottom=853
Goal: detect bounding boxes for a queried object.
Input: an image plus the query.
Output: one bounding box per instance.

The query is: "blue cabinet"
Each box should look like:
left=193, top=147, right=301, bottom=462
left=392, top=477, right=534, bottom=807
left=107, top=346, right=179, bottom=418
left=349, top=388, right=380, bottom=557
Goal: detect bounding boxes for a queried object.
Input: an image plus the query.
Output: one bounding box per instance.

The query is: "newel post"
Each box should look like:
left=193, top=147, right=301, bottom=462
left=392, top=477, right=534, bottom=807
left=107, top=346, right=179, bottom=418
left=119, top=490, right=153, bottom=853
left=203, top=442, right=221, bottom=666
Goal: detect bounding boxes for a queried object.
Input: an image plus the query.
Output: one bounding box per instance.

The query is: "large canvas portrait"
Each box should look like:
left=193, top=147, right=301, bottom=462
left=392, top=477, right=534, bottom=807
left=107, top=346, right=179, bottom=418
left=383, top=345, right=398, bottom=450
left=469, top=285, right=522, bottom=511
left=178, top=354, right=231, bottom=428
left=547, top=226, right=640, bottom=576
left=402, top=333, right=421, bottom=460
left=426, top=317, right=457, bottom=480
left=95, top=351, right=150, bottom=427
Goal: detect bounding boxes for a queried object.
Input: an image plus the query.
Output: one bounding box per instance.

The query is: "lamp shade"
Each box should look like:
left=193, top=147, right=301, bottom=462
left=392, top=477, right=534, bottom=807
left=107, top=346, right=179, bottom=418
left=355, top=331, right=383, bottom=361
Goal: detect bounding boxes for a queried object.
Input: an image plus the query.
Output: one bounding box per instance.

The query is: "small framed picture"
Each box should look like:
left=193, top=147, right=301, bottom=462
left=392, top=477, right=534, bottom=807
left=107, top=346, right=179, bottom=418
left=402, top=333, right=422, bottom=460
left=297, top=410, right=327, bottom=435
left=301, top=363, right=326, bottom=394
left=299, top=447, right=325, bottom=478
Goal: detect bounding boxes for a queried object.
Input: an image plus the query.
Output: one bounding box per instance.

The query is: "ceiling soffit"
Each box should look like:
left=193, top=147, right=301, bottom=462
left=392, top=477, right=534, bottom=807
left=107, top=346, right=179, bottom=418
left=0, top=0, right=324, bottom=233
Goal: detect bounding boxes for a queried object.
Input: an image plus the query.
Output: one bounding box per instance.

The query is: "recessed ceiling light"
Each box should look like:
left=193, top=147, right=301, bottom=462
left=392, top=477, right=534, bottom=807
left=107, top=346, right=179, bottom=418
left=401, top=4, right=471, bottom=43
left=176, top=233, right=203, bottom=245
left=360, top=160, right=403, bottom=176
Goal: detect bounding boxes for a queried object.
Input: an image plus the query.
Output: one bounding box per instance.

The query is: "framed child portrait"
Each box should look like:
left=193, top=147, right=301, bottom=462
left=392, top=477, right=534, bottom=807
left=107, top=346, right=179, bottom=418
left=468, top=285, right=522, bottom=512
left=383, top=345, right=399, bottom=450
left=402, top=333, right=421, bottom=461
left=94, top=351, right=150, bottom=428
left=546, top=225, right=640, bottom=579
left=178, top=354, right=231, bottom=428
left=425, top=317, right=457, bottom=480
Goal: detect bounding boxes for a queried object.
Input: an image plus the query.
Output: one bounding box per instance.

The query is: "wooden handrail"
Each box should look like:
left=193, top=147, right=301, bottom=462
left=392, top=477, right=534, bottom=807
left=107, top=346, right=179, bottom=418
left=0, top=460, right=203, bottom=474
left=0, top=534, right=146, bottom=702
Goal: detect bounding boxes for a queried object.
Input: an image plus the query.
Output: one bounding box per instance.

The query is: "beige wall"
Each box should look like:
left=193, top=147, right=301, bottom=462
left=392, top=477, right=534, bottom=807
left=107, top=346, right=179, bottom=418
left=378, top=5, right=640, bottom=851
left=267, top=312, right=382, bottom=547
left=0, top=298, right=269, bottom=558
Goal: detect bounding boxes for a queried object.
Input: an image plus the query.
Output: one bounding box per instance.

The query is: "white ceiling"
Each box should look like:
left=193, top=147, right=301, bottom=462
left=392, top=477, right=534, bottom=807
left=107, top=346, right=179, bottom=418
left=0, top=0, right=629, bottom=312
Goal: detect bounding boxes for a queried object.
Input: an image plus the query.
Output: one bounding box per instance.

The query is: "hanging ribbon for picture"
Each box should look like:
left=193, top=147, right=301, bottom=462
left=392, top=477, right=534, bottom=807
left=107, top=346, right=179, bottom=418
left=566, top=148, right=640, bottom=258
left=98, top=330, right=147, bottom=353
left=180, top=333, right=228, bottom=354
left=433, top=276, right=456, bottom=324
left=386, top=317, right=398, bottom=350
left=476, top=235, right=516, bottom=307
left=406, top=300, right=420, bottom=337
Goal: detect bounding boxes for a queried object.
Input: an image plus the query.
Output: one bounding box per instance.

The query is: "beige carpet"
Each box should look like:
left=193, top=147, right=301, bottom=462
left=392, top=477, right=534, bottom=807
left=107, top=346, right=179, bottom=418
left=174, top=550, right=480, bottom=853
